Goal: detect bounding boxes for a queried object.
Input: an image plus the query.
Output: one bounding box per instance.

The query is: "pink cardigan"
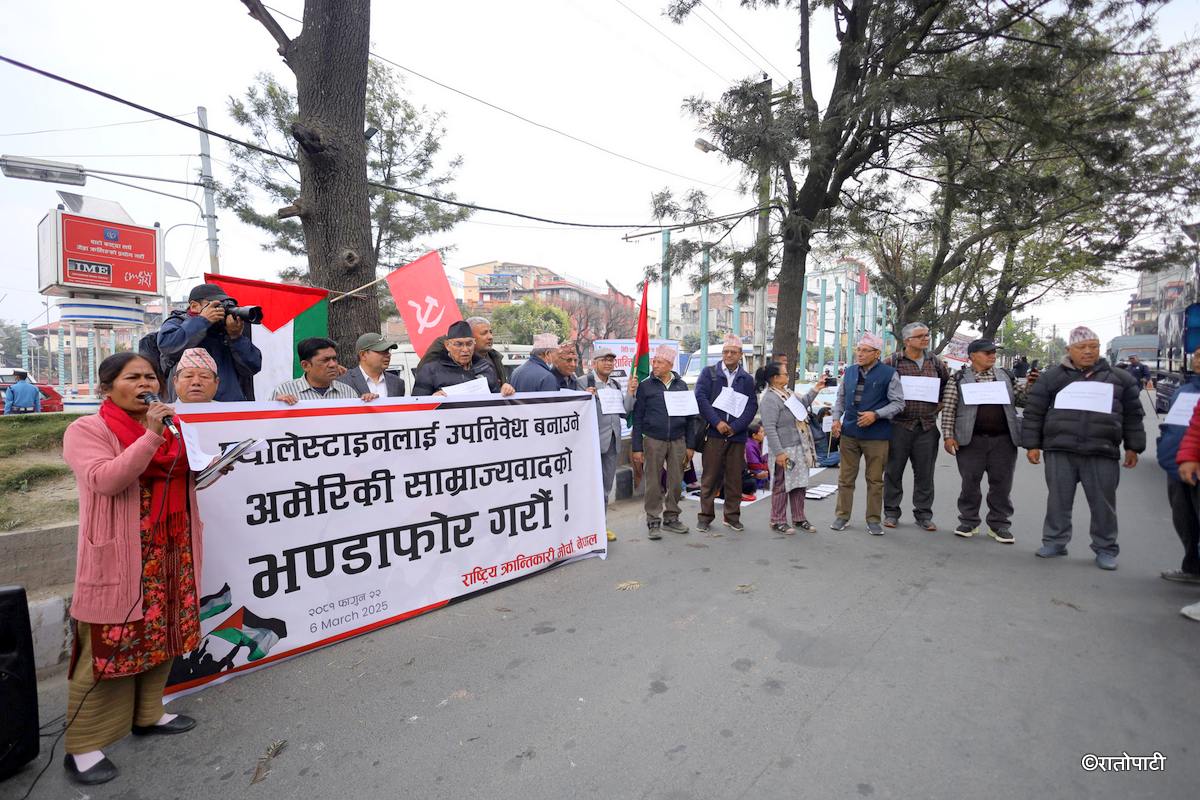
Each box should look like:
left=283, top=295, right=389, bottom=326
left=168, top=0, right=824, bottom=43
left=63, top=413, right=204, bottom=624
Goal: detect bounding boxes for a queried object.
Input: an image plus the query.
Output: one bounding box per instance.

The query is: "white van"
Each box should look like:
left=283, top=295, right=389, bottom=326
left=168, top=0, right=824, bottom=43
left=385, top=343, right=532, bottom=388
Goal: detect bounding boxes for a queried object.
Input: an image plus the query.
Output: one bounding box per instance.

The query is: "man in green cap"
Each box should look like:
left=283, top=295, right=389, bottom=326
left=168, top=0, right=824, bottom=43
left=337, top=332, right=406, bottom=397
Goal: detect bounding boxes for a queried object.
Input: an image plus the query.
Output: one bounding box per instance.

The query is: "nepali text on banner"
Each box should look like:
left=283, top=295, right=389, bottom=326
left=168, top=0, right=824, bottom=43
left=164, top=392, right=607, bottom=698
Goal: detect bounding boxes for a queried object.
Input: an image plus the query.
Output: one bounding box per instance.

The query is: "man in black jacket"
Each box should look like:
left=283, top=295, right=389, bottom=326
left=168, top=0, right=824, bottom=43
left=415, top=316, right=514, bottom=394
left=1022, top=326, right=1145, bottom=570
left=632, top=344, right=698, bottom=539
left=412, top=320, right=514, bottom=396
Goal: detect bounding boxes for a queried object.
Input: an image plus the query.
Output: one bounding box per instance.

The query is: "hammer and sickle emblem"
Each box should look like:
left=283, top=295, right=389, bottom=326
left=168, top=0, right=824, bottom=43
left=407, top=295, right=445, bottom=334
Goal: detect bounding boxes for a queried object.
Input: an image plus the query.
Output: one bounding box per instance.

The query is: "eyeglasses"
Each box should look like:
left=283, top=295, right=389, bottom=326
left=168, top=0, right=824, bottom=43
left=447, top=339, right=474, bottom=349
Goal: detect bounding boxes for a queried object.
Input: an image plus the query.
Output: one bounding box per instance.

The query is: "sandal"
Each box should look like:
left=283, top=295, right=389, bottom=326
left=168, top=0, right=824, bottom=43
left=795, top=520, right=816, bottom=533
left=770, top=522, right=795, bottom=535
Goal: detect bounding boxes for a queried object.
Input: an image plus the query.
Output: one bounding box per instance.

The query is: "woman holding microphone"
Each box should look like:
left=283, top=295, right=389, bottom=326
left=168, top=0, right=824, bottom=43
left=60, top=352, right=203, bottom=785
left=759, top=363, right=825, bottom=534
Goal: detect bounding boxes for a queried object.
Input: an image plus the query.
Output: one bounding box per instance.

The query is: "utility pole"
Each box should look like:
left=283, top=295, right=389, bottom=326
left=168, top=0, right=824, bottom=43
left=753, top=77, right=772, bottom=372
left=660, top=230, right=671, bottom=340
left=197, top=106, right=221, bottom=274
left=700, top=246, right=710, bottom=370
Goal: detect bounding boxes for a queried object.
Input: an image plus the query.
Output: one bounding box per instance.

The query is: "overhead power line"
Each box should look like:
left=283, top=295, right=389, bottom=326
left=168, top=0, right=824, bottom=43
left=698, top=1, right=791, bottom=83
left=0, top=53, right=770, bottom=232
left=610, top=0, right=730, bottom=84
left=0, top=112, right=195, bottom=137
left=692, top=7, right=774, bottom=80
left=261, top=4, right=732, bottom=192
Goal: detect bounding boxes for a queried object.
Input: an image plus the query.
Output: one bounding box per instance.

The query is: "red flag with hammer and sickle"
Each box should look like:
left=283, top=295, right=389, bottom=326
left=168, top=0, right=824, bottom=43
left=385, top=251, right=462, bottom=357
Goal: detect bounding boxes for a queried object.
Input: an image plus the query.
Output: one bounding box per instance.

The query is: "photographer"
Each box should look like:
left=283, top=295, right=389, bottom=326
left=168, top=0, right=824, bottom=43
left=156, top=284, right=262, bottom=402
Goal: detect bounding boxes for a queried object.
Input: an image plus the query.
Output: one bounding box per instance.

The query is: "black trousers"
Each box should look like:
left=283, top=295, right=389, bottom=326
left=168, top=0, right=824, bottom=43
left=884, top=423, right=939, bottom=522
left=1167, top=479, right=1200, bottom=575
left=954, top=433, right=1017, bottom=531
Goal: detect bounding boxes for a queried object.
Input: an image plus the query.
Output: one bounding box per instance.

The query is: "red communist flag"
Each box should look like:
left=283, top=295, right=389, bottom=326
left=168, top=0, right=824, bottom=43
left=385, top=251, right=463, bottom=358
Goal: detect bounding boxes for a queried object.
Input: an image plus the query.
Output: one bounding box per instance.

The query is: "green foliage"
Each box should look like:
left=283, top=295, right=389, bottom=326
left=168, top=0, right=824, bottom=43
left=221, top=62, right=471, bottom=286
left=491, top=302, right=570, bottom=345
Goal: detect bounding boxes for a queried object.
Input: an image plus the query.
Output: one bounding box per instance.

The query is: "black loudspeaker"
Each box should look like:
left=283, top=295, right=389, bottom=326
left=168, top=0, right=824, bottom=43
left=0, top=585, right=40, bottom=781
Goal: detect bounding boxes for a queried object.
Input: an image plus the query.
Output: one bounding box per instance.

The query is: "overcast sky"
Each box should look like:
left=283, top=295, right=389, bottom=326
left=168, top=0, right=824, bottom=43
left=1, top=0, right=1196, bottom=346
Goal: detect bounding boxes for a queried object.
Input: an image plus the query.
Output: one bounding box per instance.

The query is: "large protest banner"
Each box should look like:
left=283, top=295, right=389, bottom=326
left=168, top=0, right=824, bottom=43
left=164, top=392, right=606, bottom=699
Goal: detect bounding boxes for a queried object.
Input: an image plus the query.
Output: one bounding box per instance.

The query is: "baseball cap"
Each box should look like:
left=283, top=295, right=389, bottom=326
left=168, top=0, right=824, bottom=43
left=189, top=284, right=230, bottom=303
left=967, top=339, right=1001, bottom=354
left=355, top=332, right=399, bottom=353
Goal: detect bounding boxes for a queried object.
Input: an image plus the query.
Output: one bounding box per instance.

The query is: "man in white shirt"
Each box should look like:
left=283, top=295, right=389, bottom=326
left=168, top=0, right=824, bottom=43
left=337, top=333, right=406, bottom=397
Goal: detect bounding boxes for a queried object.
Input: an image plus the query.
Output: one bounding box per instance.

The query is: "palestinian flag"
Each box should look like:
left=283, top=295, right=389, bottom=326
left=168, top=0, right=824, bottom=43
left=204, top=273, right=328, bottom=401
left=198, top=583, right=232, bottom=621
left=208, top=607, right=288, bottom=662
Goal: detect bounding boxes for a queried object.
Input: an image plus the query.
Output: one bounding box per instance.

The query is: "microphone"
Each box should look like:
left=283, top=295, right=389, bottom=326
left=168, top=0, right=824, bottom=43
left=140, top=392, right=179, bottom=437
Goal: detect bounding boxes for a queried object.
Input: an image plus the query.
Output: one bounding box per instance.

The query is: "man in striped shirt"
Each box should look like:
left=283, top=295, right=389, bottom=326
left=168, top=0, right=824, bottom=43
left=271, top=337, right=379, bottom=404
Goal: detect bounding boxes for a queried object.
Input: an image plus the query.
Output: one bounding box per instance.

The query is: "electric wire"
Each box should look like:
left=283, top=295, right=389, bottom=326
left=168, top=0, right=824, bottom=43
left=261, top=4, right=733, bottom=192
left=0, top=53, right=748, bottom=231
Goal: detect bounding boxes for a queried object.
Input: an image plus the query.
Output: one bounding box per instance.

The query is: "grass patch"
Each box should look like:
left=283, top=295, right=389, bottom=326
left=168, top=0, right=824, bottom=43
left=0, top=463, right=72, bottom=493
left=0, top=413, right=79, bottom=458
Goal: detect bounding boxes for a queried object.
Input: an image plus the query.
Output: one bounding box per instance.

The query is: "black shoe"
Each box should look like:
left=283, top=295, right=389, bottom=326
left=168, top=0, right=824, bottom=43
left=883, top=517, right=898, bottom=528
left=64, top=754, right=119, bottom=785
left=131, top=714, right=197, bottom=736
left=697, top=520, right=711, bottom=532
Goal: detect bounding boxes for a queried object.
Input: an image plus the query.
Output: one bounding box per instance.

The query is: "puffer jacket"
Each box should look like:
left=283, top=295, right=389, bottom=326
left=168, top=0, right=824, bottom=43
left=1021, top=357, right=1145, bottom=459
left=412, top=353, right=501, bottom=396
left=1160, top=375, right=1200, bottom=476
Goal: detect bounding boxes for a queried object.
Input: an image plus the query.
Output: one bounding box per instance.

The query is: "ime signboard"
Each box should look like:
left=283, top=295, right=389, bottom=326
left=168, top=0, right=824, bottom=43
left=38, top=210, right=161, bottom=297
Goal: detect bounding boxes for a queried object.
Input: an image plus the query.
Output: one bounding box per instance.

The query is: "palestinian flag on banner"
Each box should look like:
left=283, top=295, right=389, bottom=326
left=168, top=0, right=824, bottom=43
left=204, top=273, right=328, bottom=401
left=198, top=583, right=232, bottom=621
left=208, top=607, right=288, bottom=662
left=628, top=281, right=651, bottom=425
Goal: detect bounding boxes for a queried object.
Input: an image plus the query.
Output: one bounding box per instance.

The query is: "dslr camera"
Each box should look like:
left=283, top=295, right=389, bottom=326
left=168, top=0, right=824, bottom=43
left=219, top=298, right=264, bottom=325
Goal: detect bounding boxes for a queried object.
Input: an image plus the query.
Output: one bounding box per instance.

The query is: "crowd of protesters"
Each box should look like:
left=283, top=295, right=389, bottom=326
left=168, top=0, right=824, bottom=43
left=55, top=309, right=1200, bottom=786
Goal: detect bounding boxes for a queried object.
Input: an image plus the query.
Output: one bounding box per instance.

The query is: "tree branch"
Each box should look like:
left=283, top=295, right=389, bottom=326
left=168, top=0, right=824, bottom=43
left=241, top=0, right=294, bottom=59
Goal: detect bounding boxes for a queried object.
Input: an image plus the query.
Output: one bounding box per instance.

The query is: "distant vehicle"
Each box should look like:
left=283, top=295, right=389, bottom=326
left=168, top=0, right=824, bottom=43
left=681, top=344, right=757, bottom=389
left=1107, top=334, right=1160, bottom=366
left=0, top=377, right=64, bottom=413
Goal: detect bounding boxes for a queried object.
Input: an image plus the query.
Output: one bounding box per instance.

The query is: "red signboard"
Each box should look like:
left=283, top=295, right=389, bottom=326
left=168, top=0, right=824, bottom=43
left=60, top=214, right=159, bottom=295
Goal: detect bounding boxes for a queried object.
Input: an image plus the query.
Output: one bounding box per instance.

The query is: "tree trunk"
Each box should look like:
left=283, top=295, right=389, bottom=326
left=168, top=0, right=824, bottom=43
left=771, top=212, right=809, bottom=372
left=291, top=0, right=377, bottom=360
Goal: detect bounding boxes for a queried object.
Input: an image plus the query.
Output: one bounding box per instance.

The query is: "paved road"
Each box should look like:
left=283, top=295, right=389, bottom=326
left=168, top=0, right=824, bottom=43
left=15, top=398, right=1199, bottom=799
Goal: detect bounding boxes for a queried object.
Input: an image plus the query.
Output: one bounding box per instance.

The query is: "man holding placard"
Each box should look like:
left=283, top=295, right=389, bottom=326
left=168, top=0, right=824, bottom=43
left=412, top=320, right=509, bottom=397
left=631, top=344, right=698, bottom=539
left=883, top=322, right=951, bottom=531
left=1155, top=346, right=1200, bottom=584
left=694, top=335, right=759, bottom=533
left=940, top=339, right=1028, bottom=543
left=1022, top=326, right=1144, bottom=570
left=578, top=347, right=637, bottom=542
left=830, top=333, right=905, bottom=535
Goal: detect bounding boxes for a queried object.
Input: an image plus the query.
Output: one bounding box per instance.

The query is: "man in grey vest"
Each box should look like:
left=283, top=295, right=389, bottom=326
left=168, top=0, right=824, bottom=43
left=577, top=347, right=637, bottom=541
left=940, top=339, right=1028, bottom=543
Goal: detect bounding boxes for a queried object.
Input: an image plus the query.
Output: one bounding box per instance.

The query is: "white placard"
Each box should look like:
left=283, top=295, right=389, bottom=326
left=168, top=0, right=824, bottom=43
left=597, top=387, right=626, bottom=416
left=712, top=386, right=749, bottom=418
left=783, top=394, right=809, bottom=421
left=1054, top=381, right=1114, bottom=413
left=440, top=376, right=490, bottom=397
left=900, top=375, right=941, bottom=403
left=1165, top=392, right=1200, bottom=426
left=664, top=391, right=700, bottom=417
left=822, top=416, right=834, bottom=432
left=960, top=381, right=1011, bottom=405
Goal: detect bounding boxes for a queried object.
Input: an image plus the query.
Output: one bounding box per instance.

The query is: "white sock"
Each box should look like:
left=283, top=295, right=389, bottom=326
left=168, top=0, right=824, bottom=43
left=156, top=712, right=177, bottom=726
left=71, top=750, right=106, bottom=771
